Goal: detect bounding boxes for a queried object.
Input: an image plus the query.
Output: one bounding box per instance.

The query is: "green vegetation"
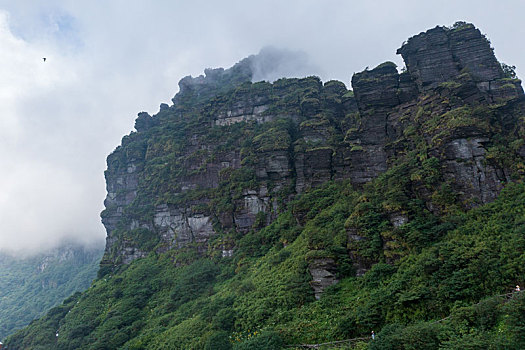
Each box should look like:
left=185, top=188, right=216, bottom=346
left=449, top=21, right=475, bottom=32
left=501, top=63, right=518, bottom=79
left=374, top=61, right=397, bottom=70
left=6, top=179, right=525, bottom=349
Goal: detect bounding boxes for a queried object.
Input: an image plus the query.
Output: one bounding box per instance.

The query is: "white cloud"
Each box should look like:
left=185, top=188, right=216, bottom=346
left=0, top=11, right=104, bottom=254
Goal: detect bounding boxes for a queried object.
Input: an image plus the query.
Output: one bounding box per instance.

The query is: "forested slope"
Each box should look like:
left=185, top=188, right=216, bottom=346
left=0, top=245, right=103, bottom=339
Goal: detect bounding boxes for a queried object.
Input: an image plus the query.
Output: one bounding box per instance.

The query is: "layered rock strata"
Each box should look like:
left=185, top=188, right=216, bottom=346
left=101, top=22, right=525, bottom=293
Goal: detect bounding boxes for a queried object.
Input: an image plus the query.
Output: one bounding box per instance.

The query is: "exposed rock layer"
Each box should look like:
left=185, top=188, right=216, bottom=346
left=101, top=23, right=525, bottom=292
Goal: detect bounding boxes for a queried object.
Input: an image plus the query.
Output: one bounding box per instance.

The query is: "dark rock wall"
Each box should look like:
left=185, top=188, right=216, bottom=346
left=101, top=23, right=525, bottom=269
left=397, top=24, right=504, bottom=91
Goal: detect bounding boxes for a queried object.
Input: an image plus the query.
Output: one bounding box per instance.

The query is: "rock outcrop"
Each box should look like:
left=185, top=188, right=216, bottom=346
left=397, top=23, right=503, bottom=90
left=100, top=22, right=525, bottom=293
left=308, top=257, right=339, bottom=299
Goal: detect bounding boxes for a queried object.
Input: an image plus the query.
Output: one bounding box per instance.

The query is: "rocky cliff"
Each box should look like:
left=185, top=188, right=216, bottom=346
left=100, top=22, right=524, bottom=279
left=8, top=22, right=525, bottom=350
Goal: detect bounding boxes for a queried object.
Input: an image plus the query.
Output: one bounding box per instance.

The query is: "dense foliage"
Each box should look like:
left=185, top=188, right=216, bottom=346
left=5, top=180, right=525, bottom=349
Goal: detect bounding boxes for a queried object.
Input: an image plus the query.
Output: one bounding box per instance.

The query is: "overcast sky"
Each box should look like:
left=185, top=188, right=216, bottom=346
left=0, top=0, right=523, bottom=255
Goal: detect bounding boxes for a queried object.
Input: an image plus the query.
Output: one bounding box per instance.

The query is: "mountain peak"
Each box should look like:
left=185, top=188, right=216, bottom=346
left=397, top=22, right=506, bottom=90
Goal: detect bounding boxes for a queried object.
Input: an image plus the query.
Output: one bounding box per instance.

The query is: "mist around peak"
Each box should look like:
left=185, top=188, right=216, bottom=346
left=170, top=46, right=321, bottom=107
left=248, top=46, right=320, bottom=83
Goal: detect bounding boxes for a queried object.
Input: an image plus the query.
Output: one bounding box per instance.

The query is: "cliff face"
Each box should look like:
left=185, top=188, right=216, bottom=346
left=100, top=22, right=525, bottom=271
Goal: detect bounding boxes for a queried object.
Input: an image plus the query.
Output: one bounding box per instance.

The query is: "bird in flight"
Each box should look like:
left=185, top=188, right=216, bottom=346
left=43, top=58, right=46, bottom=62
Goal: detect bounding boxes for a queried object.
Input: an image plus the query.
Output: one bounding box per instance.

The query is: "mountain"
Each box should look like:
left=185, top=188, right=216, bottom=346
left=5, top=22, right=525, bottom=349
left=0, top=244, right=103, bottom=339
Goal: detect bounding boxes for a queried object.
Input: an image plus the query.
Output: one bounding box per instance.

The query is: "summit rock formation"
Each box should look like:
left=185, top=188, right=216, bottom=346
left=100, top=22, right=524, bottom=273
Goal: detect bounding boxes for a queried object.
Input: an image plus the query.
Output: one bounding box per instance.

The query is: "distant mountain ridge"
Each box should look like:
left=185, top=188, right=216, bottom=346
left=0, top=244, right=103, bottom=339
